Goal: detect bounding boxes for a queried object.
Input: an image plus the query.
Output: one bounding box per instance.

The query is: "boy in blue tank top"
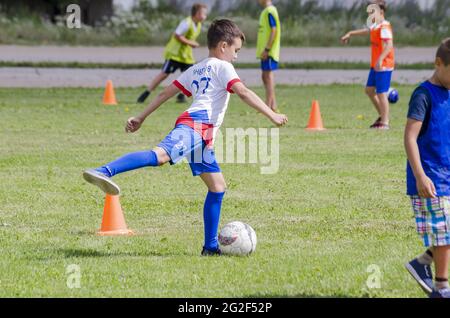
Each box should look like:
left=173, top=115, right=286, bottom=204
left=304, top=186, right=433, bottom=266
left=404, top=38, right=450, bottom=298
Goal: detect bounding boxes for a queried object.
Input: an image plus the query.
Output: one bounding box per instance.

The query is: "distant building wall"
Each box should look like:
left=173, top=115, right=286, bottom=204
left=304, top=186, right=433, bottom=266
left=115, top=0, right=438, bottom=13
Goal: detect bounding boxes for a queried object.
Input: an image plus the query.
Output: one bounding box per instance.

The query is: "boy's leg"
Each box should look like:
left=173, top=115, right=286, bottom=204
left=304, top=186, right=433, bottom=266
left=433, top=246, right=450, bottom=290
left=83, top=147, right=170, bottom=194
left=260, top=57, right=278, bottom=111
left=417, top=248, right=434, bottom=265
left=148, top=72, right=171, bottom=93
left=95, top=147, right=169, bottom=177
left=365, top=69, right=384, bottom=127
left=374, top=70, right=392, bottom=127
left=200, top=172, right=226, bottom=254
left=376, top=92, right=390, bottom=126
left=405, top=196, right=436, bottom=294
left=365, top=86, right=381, bottom=117
left=137, top=60, right=174, bottom=103
left=137, top=72, right=170, bottom=103
left=262, top=70, right=277, bottom=111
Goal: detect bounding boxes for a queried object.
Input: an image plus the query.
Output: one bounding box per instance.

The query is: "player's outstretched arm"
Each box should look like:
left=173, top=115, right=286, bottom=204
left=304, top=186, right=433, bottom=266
left=341, top=28, right=369, bottom=44
left=231, top=81, right=288, bottom=127
left=126, top=84, right=179, bottom=133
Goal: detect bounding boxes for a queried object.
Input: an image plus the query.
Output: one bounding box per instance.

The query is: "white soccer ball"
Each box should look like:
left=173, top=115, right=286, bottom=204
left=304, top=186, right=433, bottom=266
left=218, top=221, right=257, bottom=256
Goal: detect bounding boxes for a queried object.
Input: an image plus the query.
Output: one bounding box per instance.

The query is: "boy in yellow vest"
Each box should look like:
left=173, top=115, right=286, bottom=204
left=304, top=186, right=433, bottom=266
left=257, top=0, right=281, bottom=112
left=137, top=3, right=207, bottom=104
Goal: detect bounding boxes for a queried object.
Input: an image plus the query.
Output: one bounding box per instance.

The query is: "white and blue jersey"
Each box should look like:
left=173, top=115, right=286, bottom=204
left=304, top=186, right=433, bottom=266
left=158, top=57, right=241, bottom=176
left=172, top=57, right=241, bottom=145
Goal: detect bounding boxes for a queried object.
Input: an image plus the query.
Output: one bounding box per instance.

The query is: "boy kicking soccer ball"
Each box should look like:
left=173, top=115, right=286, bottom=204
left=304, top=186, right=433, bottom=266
left=83, top=19, right=288, bottom=256
left=341, top=0, right=394, bottom=130
left=137, top=3, right=207, bottom=104
left=404, top=38, right=450, bottom=298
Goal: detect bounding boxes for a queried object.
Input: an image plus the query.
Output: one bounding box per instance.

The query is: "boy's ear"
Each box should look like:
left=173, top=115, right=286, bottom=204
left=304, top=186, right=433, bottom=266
left=220, top=41, right=227, bottom=53
left=435, top=57, right=443, bottom=67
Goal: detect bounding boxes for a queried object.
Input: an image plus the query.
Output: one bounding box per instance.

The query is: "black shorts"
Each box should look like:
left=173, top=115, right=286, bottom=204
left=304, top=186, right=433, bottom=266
left=162, top=59, right=193, bottom=74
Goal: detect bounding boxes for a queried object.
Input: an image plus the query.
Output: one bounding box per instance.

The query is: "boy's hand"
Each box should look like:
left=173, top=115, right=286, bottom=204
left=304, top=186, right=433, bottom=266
left=191, top=41, right=200, bottom=48
left=271, top=113, right=288, bottom=127
left=125, top=116, right=143, bottom=133
left=416, top=175, right=437, bottom=198
left=375, top=60, right=384, bottom=71
left=341, top=33, right=350, bottom=44
left=261, top=50, right=269, bottom=61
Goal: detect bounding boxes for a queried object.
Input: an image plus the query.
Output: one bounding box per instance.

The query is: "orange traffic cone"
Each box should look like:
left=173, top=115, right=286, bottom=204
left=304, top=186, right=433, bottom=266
left=102, top=80, right=117, bottom=105
left=306, top=100, right=325, bottom=131
left=97, top=194, right=134, bottom=236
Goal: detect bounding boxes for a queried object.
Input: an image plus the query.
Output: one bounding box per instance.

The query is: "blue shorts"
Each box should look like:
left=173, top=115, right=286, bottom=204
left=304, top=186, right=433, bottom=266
left=157, top=124, right=221, bottom=176
left=261, top=57, right=279, bottom=71
left=366, top=68, right=393, bottom=94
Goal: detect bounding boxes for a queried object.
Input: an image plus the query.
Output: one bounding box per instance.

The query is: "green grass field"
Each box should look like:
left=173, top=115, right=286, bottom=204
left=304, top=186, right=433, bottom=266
left=0, top=85, right=428, bottom=297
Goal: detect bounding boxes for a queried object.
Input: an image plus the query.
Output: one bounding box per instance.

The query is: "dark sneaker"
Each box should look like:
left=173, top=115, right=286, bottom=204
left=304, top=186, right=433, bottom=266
left=201, top=247, right=222, bottom=256
left=405, top=258, right=434, bottom=295
left=137, top=90, right=150, bottom=103
left=429, top=288, right=450, bottom=298
left=369, top=117, right=381, bottom=128
left=83, top=169, right=120, bottom=195
left=371, top=122, right=390, bottom=130
left=176, top=93, right=187, bottom=103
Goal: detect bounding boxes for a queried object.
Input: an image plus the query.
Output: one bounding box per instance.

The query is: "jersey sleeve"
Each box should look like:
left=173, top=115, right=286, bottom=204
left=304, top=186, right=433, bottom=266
left=220, top=62, right=241, bottom=94
left=380, top=26, right=393, bottom=40
left=268, top=13, right=277, bottom=28
left=407, top=86, right=431, bottom=122
left=174, top=20, right=189, bottom=36
left=173, top=70, right=192, bottom=97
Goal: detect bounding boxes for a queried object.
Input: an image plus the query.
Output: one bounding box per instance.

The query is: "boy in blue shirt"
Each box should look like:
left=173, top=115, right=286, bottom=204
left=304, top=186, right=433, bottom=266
left=404, top=38, right=450, bottom=298
left=83, top=19, right=288, bottom=256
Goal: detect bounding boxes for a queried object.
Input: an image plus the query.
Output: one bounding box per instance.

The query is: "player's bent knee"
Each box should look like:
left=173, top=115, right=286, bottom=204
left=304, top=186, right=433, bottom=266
left=152, top=147, right=171, bottom=166
left=208, top=179, right=227, bottom=193
left=365, top=87, right=375, bottom=96
left=210, top=184, right=226, bottom=193
left=377, top=92, right=388, bottom=100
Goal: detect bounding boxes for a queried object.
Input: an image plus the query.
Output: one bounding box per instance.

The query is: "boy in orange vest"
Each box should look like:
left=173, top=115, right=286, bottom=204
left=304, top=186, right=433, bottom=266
left=341, top=0, right=395, bottom=130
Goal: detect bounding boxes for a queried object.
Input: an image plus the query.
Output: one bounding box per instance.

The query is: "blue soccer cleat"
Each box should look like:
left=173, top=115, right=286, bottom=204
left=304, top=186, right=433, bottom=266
left=83, top=169, right=120, bottom=195
left=405, top=258, right=434, bottom=295
left=429, top=288, right=450, bottom=298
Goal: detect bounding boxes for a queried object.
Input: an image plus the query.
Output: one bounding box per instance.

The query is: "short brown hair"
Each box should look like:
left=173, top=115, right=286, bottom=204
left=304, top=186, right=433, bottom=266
left=370, top=0, right=387, bottom=12
left=207, top=19, right=246, bottom=49
left=191, top=3, right=207, bottom=17
left=436, top=38, right=450, bottom=66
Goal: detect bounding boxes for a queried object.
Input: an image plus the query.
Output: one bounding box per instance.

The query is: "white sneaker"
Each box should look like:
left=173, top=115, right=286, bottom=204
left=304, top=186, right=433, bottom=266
left=83, top=169, right=120, bottom=195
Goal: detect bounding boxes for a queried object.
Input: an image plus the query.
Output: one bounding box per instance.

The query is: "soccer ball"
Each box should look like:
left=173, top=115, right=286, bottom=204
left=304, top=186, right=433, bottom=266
left=388, top=88, right=399, bottom=104
left=218, top=221, right=257, bottom=256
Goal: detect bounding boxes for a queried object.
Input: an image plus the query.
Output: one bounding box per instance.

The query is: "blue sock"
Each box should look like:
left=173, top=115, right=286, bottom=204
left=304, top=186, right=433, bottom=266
left=203, top=191, right=225, bottom=251
left=95, top=150, right=159, bottom=177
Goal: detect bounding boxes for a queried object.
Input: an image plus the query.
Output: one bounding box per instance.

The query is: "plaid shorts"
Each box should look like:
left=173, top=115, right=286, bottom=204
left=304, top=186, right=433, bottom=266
left=411, top=195, right=450, bottom=247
